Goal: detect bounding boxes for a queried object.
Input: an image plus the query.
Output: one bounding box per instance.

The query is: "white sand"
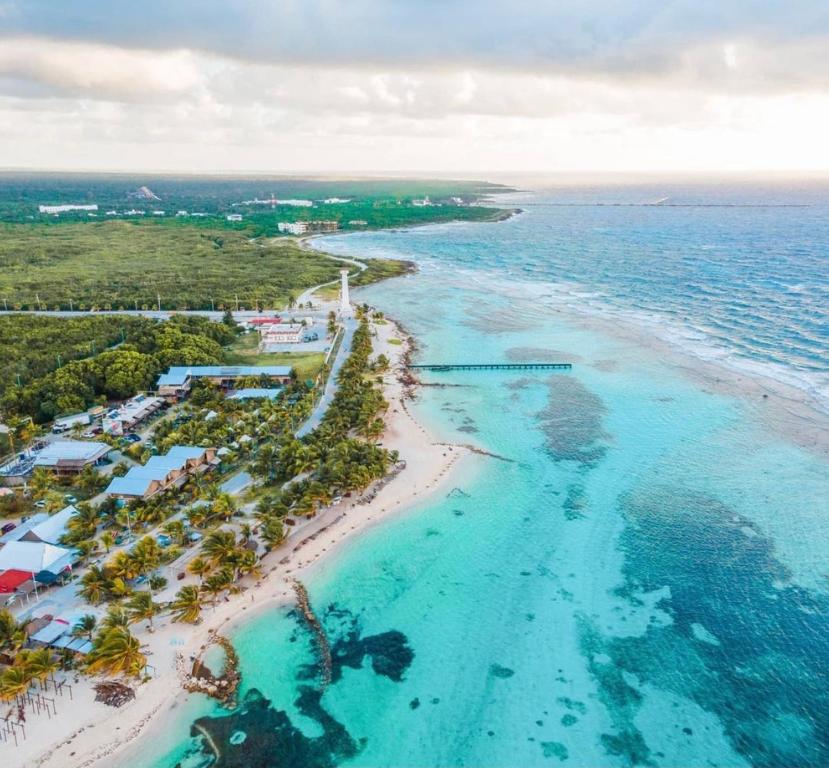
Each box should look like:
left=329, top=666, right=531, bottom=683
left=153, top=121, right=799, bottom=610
left=14, top=317, right=479, bottom=768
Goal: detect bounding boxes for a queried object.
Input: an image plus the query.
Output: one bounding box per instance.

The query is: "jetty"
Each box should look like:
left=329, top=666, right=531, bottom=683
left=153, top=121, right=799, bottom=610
left=408, top=362, right=572, bottom=372
left=291, top=579, right=333, bottom=688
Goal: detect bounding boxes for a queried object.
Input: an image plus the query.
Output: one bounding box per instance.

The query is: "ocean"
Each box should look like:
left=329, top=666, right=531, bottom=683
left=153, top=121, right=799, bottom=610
left=145, top=180, right=829, bottom=767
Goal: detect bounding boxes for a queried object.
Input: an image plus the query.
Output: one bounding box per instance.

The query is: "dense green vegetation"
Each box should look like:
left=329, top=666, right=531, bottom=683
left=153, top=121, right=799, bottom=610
left=0, top=223, right=346, bottom=311
left=0, top=314, right=151, bottom=397
left=1, top=315, right=235, bottom=421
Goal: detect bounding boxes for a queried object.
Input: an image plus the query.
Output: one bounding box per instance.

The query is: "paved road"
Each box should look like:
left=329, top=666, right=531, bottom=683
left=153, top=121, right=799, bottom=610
left=296, top=316, right=357, bottom=437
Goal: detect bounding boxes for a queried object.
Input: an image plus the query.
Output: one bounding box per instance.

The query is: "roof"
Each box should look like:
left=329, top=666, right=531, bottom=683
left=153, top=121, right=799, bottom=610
left=26, top=505, right=77, bottom=545
left=0, top=541, right=75, bottom=573
left=157, top=365, right=293, bottom=387
left=0, top=512, right=49, bottom=543
left=105, top=445, right=208, bottom=497
left=33, top=440, right=111, bottom=467
left=31, top=615, right=77, bottom=644
left=228, top=388, right=283, bottom=400
left=0, top=569, right=32, bottom=593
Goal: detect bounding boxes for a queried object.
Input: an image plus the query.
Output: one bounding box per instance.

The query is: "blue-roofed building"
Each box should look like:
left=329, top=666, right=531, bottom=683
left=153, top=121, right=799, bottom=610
left=157, top=365, right=293, bottom=401
left=104, top=445, right=218, bottom=500
left=227, top=388, right=283, bottom=401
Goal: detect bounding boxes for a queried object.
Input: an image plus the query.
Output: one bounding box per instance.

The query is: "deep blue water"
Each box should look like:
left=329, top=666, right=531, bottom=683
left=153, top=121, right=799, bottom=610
left=140, top=181, right=829, bottom=768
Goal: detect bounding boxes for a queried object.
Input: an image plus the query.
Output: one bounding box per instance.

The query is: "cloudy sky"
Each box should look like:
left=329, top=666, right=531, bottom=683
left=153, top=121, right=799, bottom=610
left=0, top=1, right=828, bottom=174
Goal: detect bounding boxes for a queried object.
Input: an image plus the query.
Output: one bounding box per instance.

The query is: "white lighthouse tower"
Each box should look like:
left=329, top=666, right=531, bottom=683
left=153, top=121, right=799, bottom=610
left=339, top=269, right=351, bottom=315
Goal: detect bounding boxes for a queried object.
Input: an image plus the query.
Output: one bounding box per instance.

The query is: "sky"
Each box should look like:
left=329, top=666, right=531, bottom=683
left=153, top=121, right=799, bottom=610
left=0, top=1, right=828, bottom=174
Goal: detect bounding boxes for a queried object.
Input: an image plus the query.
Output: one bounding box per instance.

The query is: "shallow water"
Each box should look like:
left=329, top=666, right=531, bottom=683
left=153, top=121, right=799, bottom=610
left=147, top=182, right=829, bottom=767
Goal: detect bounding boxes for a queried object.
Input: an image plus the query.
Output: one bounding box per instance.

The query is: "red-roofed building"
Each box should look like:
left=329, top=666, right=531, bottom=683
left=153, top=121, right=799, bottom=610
left=0, top=569, right=32, bottom=593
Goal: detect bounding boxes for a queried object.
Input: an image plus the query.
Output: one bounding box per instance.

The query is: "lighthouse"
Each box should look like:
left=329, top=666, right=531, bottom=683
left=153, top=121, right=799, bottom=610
left=339, top=269, right=351, bottom=315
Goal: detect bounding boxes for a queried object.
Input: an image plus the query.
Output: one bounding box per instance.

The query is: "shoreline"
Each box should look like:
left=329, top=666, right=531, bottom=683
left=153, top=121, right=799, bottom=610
left=15, top=315, right=481, bottom=768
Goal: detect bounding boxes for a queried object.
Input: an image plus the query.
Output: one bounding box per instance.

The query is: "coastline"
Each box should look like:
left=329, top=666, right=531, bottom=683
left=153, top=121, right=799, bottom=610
left=15, top=315, right=481, bottom=768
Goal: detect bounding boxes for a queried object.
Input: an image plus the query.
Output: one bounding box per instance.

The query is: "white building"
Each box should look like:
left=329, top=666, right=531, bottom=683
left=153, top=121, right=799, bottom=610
left=260, top=323, right=304, bottom=344
left=278, top=221, right=309, bottom=235
left=226, top=213, right=243, bottom=222
left=412, top=196, right=432, bottom=207
left=38, top=204, right=98, bottom=214
left=322, top=197, right=351, bottom=204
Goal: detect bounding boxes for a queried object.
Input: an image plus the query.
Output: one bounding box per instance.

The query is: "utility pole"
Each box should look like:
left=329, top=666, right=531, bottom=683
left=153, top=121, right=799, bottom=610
left=56, top=354, right=62, bottom=367
left=2, top=298, right=7, bottom=311
left=235, top=294, right=239, bottom=312
left=69, top=298, right=73, bottom=311
left=210, top=297, right=215, bottom=312
left=36, top=293, right=42, bottom=311
left=157, top=293, right=161, bottom=312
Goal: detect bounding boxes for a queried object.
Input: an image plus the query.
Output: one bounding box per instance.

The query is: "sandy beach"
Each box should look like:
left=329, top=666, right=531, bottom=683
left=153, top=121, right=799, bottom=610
left=12, top=315, right=479, bottom=768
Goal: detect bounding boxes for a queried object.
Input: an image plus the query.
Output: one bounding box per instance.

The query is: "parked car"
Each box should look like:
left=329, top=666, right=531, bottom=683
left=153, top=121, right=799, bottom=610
left=34, top=500, right=47, bottom=509
left=124, top=433, right=142, bottom=444
left=1, top=522, right=16, bottom=534
left=64, top=494, right=78, bottom=504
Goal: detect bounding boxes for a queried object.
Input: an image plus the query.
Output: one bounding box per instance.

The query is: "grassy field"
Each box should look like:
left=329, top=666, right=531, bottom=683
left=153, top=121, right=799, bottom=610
left=225, top=332, right=326, bottom=381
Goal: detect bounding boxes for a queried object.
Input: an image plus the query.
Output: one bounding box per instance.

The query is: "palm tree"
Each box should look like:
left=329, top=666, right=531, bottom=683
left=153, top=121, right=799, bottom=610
left=211, top=493, right=237, bottom=522
left=187, top=556, right=212, bottom=583
left=108, top=551, right=139, bottom=581
left=100, top=530, right=116, bottom=553
left=101, top=606, right=131, bottom=632
left=85, top=627, right=146, bottom=678
left=126, top=591, right=158, bottom=631
left=260, top=517, right=286, bottom=550
left=202, top=530, right=237, bottom=567
left=73, top=614, right=97, bottom=641
left=201, top=568, right=233, bottom=605
left=79, top=565, right=110, bottom=605
left=0, top=609, right=26, bottom=654
left=29, top=467, right=55, bottom=500
left=170, top=585, right=202, bottom=624
left=67, top=502, right=100, bottom=540
left=22, top=648, right=59, bottom=689
left=0, top=663, right=32, bottom=701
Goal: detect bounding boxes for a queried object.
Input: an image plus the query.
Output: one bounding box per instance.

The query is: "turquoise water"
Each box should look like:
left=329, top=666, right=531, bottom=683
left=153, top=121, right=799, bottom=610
left=149, top=183, right=829, bottom=767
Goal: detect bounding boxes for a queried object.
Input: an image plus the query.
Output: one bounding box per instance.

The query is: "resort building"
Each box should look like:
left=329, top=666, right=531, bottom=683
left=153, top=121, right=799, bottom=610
left=101, top=393, right=165, bottom=436
left=0, top=541, right=77, bottom=590
left=104, top=446, right=218, bottom=501
left=38, top=204, right=98, bottom=214
left=227, top=388, right=283, bottom=401
left=0, top=505, right=77, bottom=546
left=259, top=323, right=304, bottom=344
left=278, top=221, right=309, bottom=235
left=156, top=365, right=293, bottom=401
left=31, top=440, right=111, bottom=478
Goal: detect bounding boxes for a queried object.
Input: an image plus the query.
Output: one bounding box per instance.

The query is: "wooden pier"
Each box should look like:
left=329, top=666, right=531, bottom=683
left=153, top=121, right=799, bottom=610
left=407, top=362, right=572, bottom=372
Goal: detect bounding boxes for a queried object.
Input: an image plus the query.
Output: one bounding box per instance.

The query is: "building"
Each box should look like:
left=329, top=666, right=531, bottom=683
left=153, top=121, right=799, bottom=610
left=104, top=446, right=217, bottom=500
left=0, top=505, right=77, bottom=546
left=348, top=220, right=368, bottom=226
left=259, top=323, right=304, bottom=344
left=0, top=541, right=77, bottom=585
left=309, top=220, right=339, bottom=232
left=38, top=204, right=98, bottom=214
left=156, top=365, right=293, bottom=401
left=412, top=196, right=432, bottom=207
left=278, top=221, right=309, bottom=235
left=227, top=388, right=283, bottom=401
left=322, top=197, right=351, bottom=204
left=52, top=412, right=90, bottom=434
left=101, top=394, right=164, bottom=436
left=226, top=213, right=243, bottom=222
left=31, top=440, right=111, bottom=478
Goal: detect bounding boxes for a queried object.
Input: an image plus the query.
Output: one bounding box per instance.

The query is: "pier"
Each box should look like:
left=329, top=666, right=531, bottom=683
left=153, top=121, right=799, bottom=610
left=407, top=362, right=572, bottom=372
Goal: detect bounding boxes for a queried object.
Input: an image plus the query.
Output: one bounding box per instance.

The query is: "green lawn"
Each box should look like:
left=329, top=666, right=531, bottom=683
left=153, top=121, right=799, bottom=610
left=225, top=332, right=326, bottom=381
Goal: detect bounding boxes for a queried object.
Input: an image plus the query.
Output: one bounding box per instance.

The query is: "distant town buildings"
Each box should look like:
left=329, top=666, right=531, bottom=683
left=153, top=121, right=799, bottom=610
left=348, top=220, right=368, bottom=226
left=226, top=213, right=243, bottom=222
left=322, top=197, right=351, bottom=204
left=241, top=197, right=313, bottom=207
left=38, top=204, right=98, bottom=214
left=278, top=221, right=308, bottom=235
left=412, top=196, right=432, bottom=207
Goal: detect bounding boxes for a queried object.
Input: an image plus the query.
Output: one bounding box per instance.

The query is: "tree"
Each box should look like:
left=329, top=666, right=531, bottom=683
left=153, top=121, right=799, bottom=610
left=22, top=647, right=59, bottom=689
left=202, top=530, right=237, bottom=566
left=101, top=606, right=131, bottom=632
left=211, top=493, right=237, bottom=522
left=66, top=502, right=100, bottom=541
left=260, top=516, right=286, bottom=550
left=29, top=467, right=55, bottom=500
left=0, top=663, right=32, bottom=701
left=170, top=585, right=202, bottom=624
left=126, top=591, right=159, bottom=631
left=0, top=609, right=26, bottom=654
left=100, top=530, right=116, bottom=553
left=79, top=565, right=110, bottom=605
left=73, top=614, right=97, bottom=642
left=85, top=626, right=146, bottom=678
left=187, top=556, right=212, bottom=582
left=201, top=568, right=233, bottom=604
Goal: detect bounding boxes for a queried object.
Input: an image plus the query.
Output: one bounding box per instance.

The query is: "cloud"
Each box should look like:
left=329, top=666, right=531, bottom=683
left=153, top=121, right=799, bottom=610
left=1, top=1, right=828, bottom=91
